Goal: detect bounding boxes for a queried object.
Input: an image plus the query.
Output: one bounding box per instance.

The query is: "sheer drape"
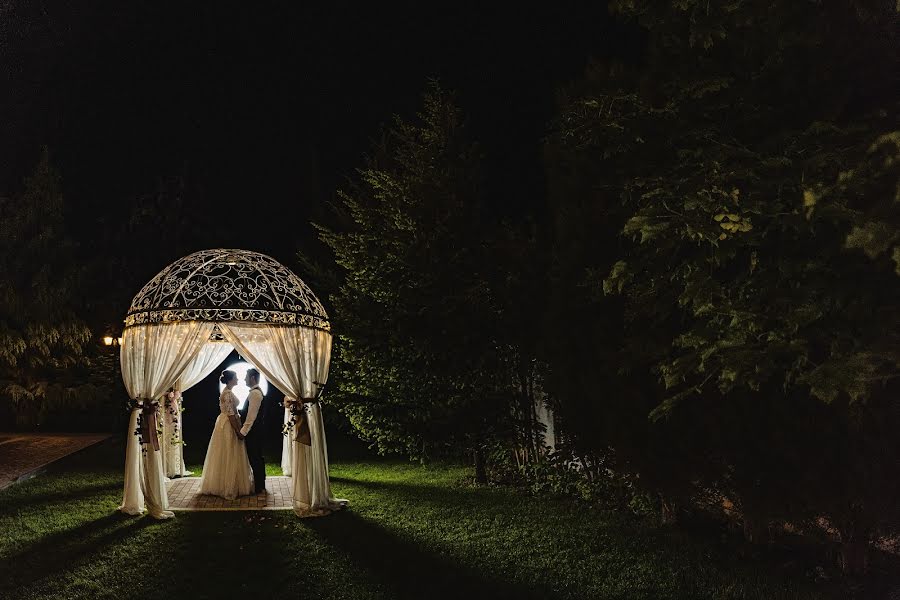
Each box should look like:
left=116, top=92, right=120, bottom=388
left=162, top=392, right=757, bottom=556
left=119, top=322, right=215, bottom=518
left=177, top=341, right=234, bottom=390
left=161, top=341, right=234, bottom=477
left=281, top=404, right=293, bottom=477
left=220, top=322, right=346, bottom=514
left=160, top=393, right=185, bottom=479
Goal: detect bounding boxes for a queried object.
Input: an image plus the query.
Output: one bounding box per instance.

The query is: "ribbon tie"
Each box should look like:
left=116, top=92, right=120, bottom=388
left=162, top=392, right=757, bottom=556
left=135, top=398, right=161, bottom=452
left=293, top=399, right=314, bottom=446
left=286, top=383, right=325, bottom=447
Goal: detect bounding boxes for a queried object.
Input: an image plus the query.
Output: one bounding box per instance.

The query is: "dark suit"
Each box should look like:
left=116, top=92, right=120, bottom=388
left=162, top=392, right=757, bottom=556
left=240, top=385, right=267, bottom=493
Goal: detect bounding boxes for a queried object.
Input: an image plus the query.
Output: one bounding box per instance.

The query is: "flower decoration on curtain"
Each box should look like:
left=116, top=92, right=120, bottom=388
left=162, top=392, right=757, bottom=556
left=127, top=398, right=161, bottom=456
left=282, top=382, right=326, bottom=445
left=164, top=389, right=183, bottom=446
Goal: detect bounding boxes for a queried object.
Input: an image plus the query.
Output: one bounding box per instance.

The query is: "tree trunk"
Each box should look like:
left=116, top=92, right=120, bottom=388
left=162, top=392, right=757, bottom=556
left=660, top=496, right=678, bottom=525
left=473, top=447, right=487, bottom=485
left=525, top=366, right=541, bottom=460
left=517, top=365, right=535, bottom=463
left=742, top=514, right=769, bottom=544
left=837, top=511, right=872, bottom=576
left=839, top=539, right=869, bottom=576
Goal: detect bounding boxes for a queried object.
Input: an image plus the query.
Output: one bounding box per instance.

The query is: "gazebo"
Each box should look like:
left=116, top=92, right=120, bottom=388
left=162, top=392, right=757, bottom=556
left=117, top=248, right=346, bottom=518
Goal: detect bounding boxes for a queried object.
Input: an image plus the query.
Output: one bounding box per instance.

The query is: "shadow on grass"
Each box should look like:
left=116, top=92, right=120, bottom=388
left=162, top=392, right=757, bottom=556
left=306, top=510, right=546, bottom=600
left=0, top=480, right=121, bottom=517
left=328, top=475, right=835, bottom=600
left=0, top=512, right=158, bottom=593
left=173, top=512, right=294, bottom=595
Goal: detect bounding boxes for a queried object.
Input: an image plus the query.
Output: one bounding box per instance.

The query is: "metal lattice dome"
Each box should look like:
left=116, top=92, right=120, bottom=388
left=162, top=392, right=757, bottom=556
left=124, top=249, right=329, bottom=330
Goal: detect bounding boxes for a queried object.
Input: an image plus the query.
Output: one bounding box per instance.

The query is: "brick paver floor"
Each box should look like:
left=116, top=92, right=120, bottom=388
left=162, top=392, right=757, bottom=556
left=0, top=433, right=110, bottom=490
left=166, top=475, right=293, bottom=510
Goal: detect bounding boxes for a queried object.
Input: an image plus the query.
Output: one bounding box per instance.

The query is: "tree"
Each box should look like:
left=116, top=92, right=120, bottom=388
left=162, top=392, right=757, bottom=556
left=546, top=0, right=899, bottom=572
left=0, top=148, right=93, bottom=427
left=307, top=83, right=521, bottom=478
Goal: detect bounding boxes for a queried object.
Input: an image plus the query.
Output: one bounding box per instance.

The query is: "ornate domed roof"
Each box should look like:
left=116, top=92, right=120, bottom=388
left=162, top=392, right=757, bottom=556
left=124, top=249, right=329, bottom=330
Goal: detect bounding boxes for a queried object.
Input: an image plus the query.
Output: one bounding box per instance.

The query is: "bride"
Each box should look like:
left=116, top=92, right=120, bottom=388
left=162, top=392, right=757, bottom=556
left=199, top=369, right=253, bottom=499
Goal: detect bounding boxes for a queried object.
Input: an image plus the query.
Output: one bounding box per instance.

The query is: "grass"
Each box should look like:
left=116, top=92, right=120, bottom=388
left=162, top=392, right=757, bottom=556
left=0, top=438, right=845, bottom=600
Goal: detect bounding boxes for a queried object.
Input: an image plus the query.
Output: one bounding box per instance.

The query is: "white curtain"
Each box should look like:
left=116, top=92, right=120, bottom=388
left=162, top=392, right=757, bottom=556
left=119, top=321, right=216, bottom=518
left=161, top=341, right=234, bottom=477
left=281, top=404, right=293, bottom=477
left=220, top=322, right=346, bottom=515
left=177, top=341, right=234, bottom=390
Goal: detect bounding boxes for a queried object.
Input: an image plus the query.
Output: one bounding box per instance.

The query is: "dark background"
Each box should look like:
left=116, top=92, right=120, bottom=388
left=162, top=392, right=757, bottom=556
left=1, top=1, right=645, bottom=446
left=1, top=2, right=638, bottom=262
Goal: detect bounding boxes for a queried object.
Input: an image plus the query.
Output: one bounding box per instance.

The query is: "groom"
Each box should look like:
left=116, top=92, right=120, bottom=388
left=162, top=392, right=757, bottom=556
left=238, top=368, right=267, bottom=494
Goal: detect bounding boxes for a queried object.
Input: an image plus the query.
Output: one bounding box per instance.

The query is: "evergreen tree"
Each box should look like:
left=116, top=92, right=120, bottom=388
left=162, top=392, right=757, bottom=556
left=308, top=84, right=518, bottom=475
left=0, top=148, right=93, bottom=427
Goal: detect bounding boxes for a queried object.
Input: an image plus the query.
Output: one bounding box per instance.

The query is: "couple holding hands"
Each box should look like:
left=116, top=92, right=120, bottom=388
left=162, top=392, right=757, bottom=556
left=199, top=368, right=267, bottom=499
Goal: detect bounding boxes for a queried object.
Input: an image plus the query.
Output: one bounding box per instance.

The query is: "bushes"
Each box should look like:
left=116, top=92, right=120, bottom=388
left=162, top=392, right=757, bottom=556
left=2, top=381, right=118, bottom=431
left=487, top=442, right=654, bottom=516
left=541, top=0, right=899, bottom=575
left=0, top=351, right=124, bottom=432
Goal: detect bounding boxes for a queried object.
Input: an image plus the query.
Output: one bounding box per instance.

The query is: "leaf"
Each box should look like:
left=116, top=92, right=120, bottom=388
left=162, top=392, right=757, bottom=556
left=623, top=215, right=650, bottom=236
left=648, top=387, right=697, bottom=422
left=640, top=222, right=671, bottom=243
left=801, top=353, right=885, bottom=404
left=844, top=221, right=898, bottom=259
left=802, top=189, right=817, bottom=208
left=603, top=261, right=632, bottom=295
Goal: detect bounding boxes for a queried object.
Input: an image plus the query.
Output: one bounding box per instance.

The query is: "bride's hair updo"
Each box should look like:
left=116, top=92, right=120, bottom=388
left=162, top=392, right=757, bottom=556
left=219, top=369, right=237, bottom=385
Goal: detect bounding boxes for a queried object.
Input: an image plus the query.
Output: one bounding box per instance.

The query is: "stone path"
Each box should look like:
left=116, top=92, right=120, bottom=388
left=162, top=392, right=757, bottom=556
left=0, top=433, right=110, bottom=490
left=166, top=475, right=293, bottom=510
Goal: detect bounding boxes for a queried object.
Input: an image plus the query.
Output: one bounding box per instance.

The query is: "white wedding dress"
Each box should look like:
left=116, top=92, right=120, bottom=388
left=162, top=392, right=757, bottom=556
left=199, top=388, right=253, bottom=499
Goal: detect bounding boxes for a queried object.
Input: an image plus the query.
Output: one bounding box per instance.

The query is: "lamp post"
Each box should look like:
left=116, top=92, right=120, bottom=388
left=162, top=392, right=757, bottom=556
left=98, top=331, right=125, bottom=431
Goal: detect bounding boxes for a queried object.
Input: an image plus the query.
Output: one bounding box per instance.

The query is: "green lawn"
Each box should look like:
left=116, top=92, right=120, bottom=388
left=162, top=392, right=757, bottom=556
left=0, top=439, right=838, bottom=600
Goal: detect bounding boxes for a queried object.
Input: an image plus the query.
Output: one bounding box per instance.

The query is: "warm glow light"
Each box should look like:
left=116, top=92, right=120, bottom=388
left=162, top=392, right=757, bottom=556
left=218, top=361, right=269, bottom=409
left=103, top=336, right=114, bottom=346
left=117, top=337, right=124, bottom=345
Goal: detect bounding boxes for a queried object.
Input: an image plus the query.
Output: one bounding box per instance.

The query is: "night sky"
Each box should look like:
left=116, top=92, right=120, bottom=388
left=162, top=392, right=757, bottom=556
left=1, top=3, right=638, bottom=260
